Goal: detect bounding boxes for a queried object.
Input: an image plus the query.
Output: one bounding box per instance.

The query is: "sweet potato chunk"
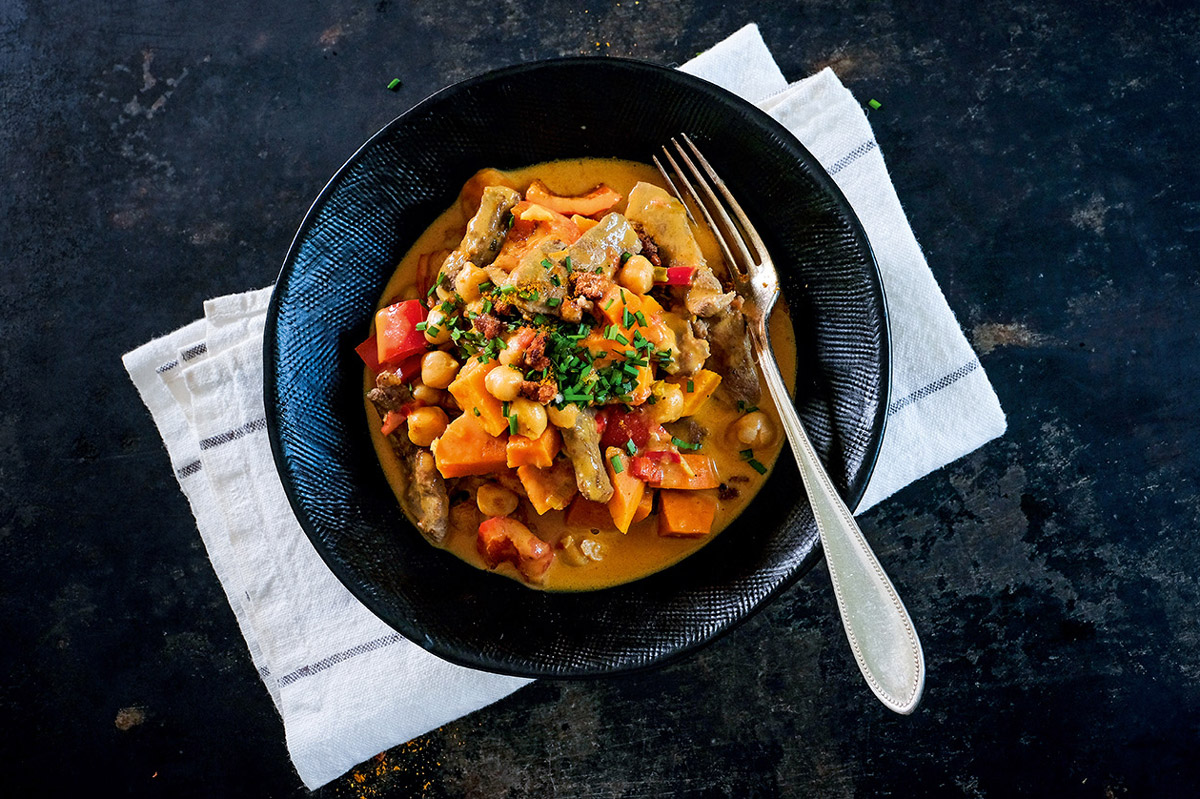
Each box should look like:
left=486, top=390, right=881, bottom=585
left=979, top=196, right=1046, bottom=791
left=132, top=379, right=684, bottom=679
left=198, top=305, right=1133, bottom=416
left=517, top=459, right=578, bottom=515
left=658, top=489, right=717, bottom=537
left=447, top=357, right=508, bottom=437
left=430, top=413, right=508, bottom=478
left=604, top=448, right=645, bottom=534
left=506, top=426, right=562, bottom=469
left=653, top=453, right=720, bottom=490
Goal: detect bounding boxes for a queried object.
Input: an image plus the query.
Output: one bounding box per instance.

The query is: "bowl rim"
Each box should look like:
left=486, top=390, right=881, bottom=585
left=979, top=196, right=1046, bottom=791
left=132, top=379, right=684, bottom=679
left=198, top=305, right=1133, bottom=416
left=263, top=56, right=891, bottom=677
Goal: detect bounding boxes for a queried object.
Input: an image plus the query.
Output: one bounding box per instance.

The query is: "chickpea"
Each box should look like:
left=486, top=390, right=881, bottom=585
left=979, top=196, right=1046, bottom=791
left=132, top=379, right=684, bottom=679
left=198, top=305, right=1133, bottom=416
left=558, top=534, right=604, bottom=566
left=454, top=264, right=490, bottom=303
left=421, top=350, right=460, bottom=389
left=406, top=406, right=449, bottom=447
left=729, top=411, right=777, bottom=449
left=498, top=335, right=524, bottom=366
left=511, top=397, right=548, bottom=439
left=647, top=381, right=685, bottom=424
left=423, top=308, right=452, bottom=345
left=411, top=383, right=443, bottom=405
left=617, top=254, right=655, bottom=295
left=476, top=483, right=519, bottom=518
left=547, top=402, right=579, bottom=430
left=484, top=364, right=524, bottom=402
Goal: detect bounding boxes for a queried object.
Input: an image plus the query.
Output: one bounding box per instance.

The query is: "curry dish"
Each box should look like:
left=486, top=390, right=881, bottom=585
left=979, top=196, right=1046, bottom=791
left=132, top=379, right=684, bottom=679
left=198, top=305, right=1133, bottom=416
left=360, top=158, right=796, bottom=591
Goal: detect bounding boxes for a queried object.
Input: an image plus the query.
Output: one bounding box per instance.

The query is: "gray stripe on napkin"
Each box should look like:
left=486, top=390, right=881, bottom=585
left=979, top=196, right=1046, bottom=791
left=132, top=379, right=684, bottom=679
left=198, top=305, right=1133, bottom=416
left=276, top=633, right=405, bottom=687
left=199, top=417, right=268, bottom=450
left=826, top=138, right=877, bottom=175
left=888, top=358, right=980, bottom=416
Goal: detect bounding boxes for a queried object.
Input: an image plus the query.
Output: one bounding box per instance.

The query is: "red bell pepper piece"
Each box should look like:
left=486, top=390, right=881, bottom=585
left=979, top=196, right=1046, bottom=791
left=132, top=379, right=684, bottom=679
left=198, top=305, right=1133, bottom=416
left=654, top=266, right=696, bottom=286
left=355, top=336, right=383, bottom=372
left=375, top=299, right=428, bottom=366
left=395, top=353, right=423, bottom=383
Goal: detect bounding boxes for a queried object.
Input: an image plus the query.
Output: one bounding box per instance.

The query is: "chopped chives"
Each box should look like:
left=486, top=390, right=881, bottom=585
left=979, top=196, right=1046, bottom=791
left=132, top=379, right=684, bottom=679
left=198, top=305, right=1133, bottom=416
left=620, top=251, right=632, bottom=263
left=550, top=274, right=561, bottom=286
left=868, top=98, right=882, bottom=110
left=611, top=454, right=624, bottom=473
left=509, top=414, right=518, bottom=435
left=625, top=438, right=637, bottom=455
left=541, top=258, right=553, bottom=270
left=748, top=459, right=767, bottom=474
left=622, top=308, right=634, bottom=328
left=499, top=285, right=516, bottom=294
left=673, top=437, right=699, bottom=451
left=473, top=408, right=481, bottom=417
left=546, top=296, right=562, bottom=308
left=739, top=448, right=754, bottom=460
left=478, top=281, right=494, bottom=293
left=634, top=310, right=647, bottom=327
left=614, top=333, right=629, bottom=345
left=426, top=325, right=440, bottom=336
left=502, top=401, right=509, bottom=417
left=604, top=299, right=615, bottom=310
left=687, top=379, right=695, bottom=393
left=387, top=78, right=403, bottom=91
left=563, top=255, right=573, bottom=272
left=415, top=321, right=427, bottom=331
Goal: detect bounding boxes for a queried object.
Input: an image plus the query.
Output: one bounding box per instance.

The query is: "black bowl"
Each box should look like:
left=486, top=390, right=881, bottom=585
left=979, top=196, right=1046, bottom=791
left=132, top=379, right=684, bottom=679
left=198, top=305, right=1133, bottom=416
left=264, top=58, right=889, bottom=678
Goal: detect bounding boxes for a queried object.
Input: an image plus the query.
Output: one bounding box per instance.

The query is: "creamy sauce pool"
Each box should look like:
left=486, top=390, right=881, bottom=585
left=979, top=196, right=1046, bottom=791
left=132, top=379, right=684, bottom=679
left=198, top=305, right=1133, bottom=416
left=366, top=157, right=797, bottom=591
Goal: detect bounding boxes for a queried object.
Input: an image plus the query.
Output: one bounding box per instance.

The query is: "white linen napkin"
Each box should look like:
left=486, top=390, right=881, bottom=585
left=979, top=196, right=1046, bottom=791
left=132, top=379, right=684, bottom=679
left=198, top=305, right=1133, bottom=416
left=123, top=23, right=1004, bottom=790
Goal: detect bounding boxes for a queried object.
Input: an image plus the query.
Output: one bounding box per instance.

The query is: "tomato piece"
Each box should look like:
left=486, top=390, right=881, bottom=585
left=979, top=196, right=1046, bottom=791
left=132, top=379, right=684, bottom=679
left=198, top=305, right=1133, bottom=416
left=597, top=407, right=652, bottom=451
left=477, top=517, right=554, bottom=583
left=629, top=456, right=663, bottom=484
left=375, top=300, right=428, bottom=365
left=380, top=410, right=405, bottom=436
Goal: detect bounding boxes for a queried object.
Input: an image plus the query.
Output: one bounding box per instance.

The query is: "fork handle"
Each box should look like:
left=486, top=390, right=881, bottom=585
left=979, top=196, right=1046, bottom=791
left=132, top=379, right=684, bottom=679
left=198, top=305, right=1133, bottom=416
left=752, top=324, right=925, bottom=715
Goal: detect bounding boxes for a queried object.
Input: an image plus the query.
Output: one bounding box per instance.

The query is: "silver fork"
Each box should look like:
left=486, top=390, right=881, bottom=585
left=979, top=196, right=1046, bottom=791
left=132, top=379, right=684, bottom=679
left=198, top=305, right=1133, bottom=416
left=656, top=134, right=925, bottom=715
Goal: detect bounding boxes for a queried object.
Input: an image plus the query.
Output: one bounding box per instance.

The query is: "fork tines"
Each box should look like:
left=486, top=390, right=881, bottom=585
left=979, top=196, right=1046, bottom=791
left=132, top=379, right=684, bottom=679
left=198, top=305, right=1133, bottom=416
left=653, top=134, right=767, bottom=283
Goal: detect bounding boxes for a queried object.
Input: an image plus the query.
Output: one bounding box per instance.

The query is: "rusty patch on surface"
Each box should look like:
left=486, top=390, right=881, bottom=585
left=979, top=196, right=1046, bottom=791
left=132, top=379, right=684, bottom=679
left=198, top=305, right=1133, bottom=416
left=972, top=322, right=1050, bottom=354
left=115, top=706, right=146, bottom=730
left=319, top=23, right=347, bottom=48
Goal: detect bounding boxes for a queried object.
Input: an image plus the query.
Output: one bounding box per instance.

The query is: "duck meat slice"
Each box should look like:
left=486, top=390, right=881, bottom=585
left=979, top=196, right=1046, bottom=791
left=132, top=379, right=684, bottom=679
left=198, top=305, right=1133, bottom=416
left=624, top=182, right=736, bottom=317
left=438, top=185, right=520, bottom=285
left=367, top=378, right=450, bottom=544
left=705, top=306, right=761, bottom=405
left=559, top=406, right=614, bottom=502
left=502, top=241, right=582, bottom=321
left=565, top=212, right=641, bottom=278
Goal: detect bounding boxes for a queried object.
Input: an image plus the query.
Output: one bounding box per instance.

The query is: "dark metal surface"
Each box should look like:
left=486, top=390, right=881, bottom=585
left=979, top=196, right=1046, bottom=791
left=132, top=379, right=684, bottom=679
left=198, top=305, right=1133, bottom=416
left=3, top=1, right=1198, bottom=796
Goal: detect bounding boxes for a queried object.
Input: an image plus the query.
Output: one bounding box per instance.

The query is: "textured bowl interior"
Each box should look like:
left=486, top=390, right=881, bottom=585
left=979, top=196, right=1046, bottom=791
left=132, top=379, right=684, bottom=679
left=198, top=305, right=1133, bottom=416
left=264, top=58, right=889, bottom=678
